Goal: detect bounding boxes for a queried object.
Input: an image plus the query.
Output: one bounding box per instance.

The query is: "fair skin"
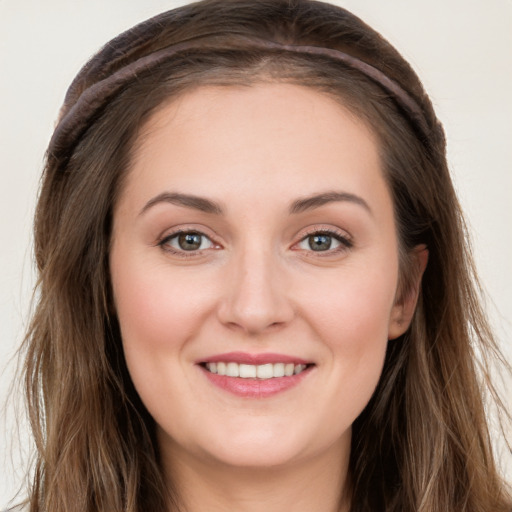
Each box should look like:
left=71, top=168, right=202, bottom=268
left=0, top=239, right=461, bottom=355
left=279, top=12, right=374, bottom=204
left=110, top=83, right=426, bottom=512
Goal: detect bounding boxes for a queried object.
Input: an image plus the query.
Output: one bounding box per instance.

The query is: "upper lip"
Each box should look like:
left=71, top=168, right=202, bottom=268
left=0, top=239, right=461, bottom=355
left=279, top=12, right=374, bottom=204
left=199, top=352, right=311, bottom=365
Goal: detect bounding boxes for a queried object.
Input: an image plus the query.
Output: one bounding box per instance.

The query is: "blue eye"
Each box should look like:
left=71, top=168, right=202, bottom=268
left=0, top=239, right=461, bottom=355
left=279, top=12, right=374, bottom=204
left=297, top=231, right=351, bottom=252
left=161, top=231, right=214, bottom=252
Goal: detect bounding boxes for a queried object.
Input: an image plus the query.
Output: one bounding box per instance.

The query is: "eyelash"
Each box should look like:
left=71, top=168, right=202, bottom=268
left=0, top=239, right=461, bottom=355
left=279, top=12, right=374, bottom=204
left=158, top=229, right=219, bottom=257
left=157, top=227, right=353, bottom=257
left=294, top=228, right=353, bottom=256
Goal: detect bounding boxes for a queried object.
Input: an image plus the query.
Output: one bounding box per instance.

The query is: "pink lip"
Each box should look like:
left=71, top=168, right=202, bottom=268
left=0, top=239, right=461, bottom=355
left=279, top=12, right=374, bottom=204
left=200, top=366, right=313, bottom=398
left=199, top=351, right=311, bottom=365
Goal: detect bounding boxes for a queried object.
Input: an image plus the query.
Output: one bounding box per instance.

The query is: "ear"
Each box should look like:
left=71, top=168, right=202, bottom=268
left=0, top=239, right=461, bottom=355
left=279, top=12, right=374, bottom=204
left=388, top=244, right=428, bottom=340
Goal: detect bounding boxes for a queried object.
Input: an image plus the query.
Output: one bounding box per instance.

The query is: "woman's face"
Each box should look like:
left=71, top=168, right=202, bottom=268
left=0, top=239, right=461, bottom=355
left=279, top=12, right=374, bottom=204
left=110, top=83, right=419, bottom=472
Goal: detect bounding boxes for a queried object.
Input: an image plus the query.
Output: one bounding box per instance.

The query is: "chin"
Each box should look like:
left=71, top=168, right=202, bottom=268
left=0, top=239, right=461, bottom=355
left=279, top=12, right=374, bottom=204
left=163, top=416, right=349, bottom=471
left=209, top=434, right=306, bottom=469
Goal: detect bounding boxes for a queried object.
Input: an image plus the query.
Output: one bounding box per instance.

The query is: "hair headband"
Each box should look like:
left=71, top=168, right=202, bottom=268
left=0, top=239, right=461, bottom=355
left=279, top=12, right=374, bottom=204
left=49, top=37, right=430, bottom=160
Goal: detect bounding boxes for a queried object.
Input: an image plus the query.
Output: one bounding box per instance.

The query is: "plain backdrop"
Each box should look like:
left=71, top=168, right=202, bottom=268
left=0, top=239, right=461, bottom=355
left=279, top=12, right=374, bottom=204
left=1, top=0, right=511, bottom=505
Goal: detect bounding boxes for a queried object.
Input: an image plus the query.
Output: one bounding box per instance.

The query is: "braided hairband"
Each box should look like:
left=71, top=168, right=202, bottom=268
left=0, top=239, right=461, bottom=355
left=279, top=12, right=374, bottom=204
left=49, top=37, right=430, bottom=159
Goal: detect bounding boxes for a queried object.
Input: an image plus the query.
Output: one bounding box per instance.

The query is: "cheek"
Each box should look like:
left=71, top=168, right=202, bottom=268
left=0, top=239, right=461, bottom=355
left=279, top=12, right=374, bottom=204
left=109, top=248, right=216, bottom=402
left=304, top=261, right=397, bottom=349
left=299, top=263, right=397, bottom=421
left=109, top=252, right=219, bottom=435
left=112, top=255, right=209, bottom=348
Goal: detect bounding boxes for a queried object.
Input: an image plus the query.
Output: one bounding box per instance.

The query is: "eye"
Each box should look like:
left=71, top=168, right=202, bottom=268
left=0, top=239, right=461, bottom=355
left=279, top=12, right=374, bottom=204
left=296, top=230, right=352, bottom=253
left=160, top=231, right=215, bottom=252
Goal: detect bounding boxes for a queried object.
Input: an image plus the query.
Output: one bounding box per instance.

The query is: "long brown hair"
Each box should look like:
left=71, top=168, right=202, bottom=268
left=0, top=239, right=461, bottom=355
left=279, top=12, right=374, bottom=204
left=21, top=1, right=511, bottom=511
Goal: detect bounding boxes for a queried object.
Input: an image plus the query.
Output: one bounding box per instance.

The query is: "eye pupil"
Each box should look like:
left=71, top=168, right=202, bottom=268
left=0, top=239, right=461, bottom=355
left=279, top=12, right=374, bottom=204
left=178, top=232, right=202, bottom=250
left=308, top=234, right=332, bottom=251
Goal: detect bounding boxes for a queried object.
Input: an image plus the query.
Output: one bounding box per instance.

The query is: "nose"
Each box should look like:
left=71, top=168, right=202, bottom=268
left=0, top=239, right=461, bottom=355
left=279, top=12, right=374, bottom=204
left=217, top=245, right=295, bottom=335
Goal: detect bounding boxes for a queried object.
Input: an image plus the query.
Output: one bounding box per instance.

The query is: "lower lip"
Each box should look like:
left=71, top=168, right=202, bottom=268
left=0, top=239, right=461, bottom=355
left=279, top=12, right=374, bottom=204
left=200, top=366, right=313, bottom=398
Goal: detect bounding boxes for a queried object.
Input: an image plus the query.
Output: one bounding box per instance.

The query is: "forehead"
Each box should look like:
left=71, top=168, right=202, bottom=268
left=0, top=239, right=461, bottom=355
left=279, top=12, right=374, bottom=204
left=125, top=83, right=385, bottom=202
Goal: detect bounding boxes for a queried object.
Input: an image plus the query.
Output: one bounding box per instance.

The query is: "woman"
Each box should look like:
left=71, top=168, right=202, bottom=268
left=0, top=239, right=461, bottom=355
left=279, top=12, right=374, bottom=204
left=12, top=0, right=511, bottom=511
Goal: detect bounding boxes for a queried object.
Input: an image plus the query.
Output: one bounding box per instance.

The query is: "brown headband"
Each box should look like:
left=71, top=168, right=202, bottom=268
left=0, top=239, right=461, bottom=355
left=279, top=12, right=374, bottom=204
left=49, top=37, right=430, bottom=159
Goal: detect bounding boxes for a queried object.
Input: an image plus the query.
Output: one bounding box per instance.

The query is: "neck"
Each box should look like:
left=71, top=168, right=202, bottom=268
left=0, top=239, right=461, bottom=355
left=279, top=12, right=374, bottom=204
left=160, top=437, right=351, bottom=512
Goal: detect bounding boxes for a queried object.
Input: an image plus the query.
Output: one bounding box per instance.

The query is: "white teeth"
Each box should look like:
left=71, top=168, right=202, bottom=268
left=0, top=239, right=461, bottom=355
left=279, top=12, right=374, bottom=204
left=294, top=364, right=306, bottom=375
left=205, top=362, right=308, bottom=379
left=284, top=363, right=294, bottom=376
left=216, top=362, right=226, bottom=376
left=226, top=362, right=239, bottom=377
left=239, top=364, right=257, bottom=378
left=256, top=363, right=273, bottom=379
left=273, top=363, right=285, bottom=377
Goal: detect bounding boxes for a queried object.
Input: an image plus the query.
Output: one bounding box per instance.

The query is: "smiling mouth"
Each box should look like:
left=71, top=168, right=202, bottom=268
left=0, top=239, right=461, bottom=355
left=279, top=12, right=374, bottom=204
left=199, top=355, right=315, bottom=397
left=201, top=362, right=311, bottom=379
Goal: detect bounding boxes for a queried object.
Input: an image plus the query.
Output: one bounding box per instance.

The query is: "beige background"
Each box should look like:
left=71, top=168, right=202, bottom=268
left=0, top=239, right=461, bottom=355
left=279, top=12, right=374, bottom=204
left=1, top=0, right=511, bottom=505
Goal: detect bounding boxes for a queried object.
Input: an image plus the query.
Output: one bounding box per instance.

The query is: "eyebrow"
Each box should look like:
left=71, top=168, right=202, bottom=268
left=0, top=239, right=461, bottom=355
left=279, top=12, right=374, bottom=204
left=139, top=190, right=372, bottom=217
left=289, top=191, right=372, bottom=216
left=139, top=192, right=223, bottom=216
